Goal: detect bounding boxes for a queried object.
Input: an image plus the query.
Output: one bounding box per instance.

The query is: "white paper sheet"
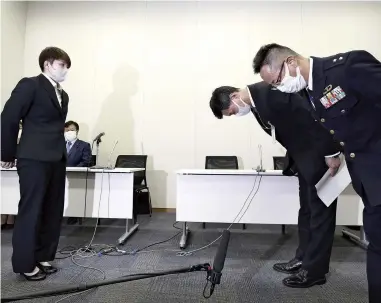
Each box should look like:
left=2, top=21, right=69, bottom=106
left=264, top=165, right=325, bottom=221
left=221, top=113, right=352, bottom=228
left=315, top=155, right=352, bottom=206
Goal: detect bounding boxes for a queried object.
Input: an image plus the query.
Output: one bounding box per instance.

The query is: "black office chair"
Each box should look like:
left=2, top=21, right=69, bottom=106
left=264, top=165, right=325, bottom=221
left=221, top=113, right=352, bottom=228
left=90, top=155, right=97, bottom=167
left=273, top=156, right=287, bottom=235
left=273, top=156, right=288, bottom=171
left=205, top=156, right=239, bottom=170
left=115, top=155, right=152, bottom=217
left=203, top=156, right=246, bottom=230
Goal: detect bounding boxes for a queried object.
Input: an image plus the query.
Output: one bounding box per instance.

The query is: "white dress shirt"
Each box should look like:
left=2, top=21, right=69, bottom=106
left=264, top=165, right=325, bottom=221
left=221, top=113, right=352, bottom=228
left=308, top=58, right=314, bottom=90
left=246, top=86, right=256, bottom=108
left=66, top=139, right=77, bottom=153
left=42, top=73, right=62, bottom=107
left=246, top=86, right=271, bottom=130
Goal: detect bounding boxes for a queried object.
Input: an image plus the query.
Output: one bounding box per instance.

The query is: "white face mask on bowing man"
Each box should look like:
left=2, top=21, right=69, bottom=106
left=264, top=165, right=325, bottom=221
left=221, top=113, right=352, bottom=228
left=232, top=98, right=251, bottom=116
left=221, top=91, right=252, bottom=117
left=276, top=62, right=307, bottom=93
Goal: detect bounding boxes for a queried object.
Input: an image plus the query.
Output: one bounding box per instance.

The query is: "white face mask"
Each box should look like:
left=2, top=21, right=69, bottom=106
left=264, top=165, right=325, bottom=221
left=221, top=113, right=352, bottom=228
left=64, top=131, right=77, bottom=142
left=47, top=61, right=67, bottom=83
left=233, top=98, right=251, bottom=117
left=277, top=63, right=307, bottom=93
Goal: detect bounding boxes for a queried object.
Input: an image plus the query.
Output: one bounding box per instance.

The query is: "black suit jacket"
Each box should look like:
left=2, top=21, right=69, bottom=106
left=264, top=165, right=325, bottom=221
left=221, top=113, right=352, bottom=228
left=1, top=74, right=69, bottom=162
left=66, top=139, right=92, bottom=167
left=248, top=82, right=341, bottom=185
left=308, top=50, right=381, bottom=205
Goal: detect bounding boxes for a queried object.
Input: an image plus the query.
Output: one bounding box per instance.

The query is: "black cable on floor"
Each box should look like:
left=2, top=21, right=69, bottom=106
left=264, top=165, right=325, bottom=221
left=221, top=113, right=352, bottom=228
left=173, top=221, right=182, bottom=230
left=132, top=230, right=182, bottom=253
left=98, top=222, right=183, bottom=256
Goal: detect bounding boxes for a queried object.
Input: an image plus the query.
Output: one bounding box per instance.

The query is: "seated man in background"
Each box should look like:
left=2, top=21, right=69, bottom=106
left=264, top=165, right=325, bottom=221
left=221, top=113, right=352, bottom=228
left=64, top=120, right=91, bottom=167
left=64, top=120, right=91, bottom=225
left=209, top=82, right=341, bottom=289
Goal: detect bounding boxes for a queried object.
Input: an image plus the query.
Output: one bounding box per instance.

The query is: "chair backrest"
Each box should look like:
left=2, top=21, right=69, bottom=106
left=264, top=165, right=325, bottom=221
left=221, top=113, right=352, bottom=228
left=273, top=156, right=287, bottom=170
left=90, top=155, right=97, bottom=167
left=115, top=155, right=147, bottom=185
left=205, top=156, right=238, bottom=170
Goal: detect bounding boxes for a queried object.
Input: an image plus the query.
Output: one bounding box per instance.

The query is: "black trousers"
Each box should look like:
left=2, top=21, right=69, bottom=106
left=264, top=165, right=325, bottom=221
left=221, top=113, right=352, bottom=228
left=347, top=160, right=381, bottom=303
left=362, top=198, right=381, bottom=303
left=12, top=158, right=66, bottom=273
left=294, top=173, right=337, bottom=277
left=362, top=196, right=381, bottom=303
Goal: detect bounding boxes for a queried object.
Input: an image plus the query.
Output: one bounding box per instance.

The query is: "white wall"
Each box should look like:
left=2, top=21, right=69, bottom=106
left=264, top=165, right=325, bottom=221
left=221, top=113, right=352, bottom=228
left=1, top=1, right=28, bottom=108
left=19, top=1, right=381, bottom=208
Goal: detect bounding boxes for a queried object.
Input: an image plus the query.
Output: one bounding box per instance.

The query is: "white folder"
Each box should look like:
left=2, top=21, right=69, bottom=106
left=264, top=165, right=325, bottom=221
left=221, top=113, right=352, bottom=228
left=315, top=154, right=352, bottom=206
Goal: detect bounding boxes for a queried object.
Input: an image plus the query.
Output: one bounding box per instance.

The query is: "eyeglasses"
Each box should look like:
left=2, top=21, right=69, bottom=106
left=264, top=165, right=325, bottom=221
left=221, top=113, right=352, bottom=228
left=272, top=62, right=285, bottom=87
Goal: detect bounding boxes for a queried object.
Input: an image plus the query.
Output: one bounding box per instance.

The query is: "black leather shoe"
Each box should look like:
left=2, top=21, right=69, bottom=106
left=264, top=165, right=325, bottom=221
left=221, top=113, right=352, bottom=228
left=282, top=269, right=326, bottom=288
left=273, top=258, right=302, bottom=274
left=37, top=263, right=58, bottom=274
left=21, top=269, right=46, bottom=281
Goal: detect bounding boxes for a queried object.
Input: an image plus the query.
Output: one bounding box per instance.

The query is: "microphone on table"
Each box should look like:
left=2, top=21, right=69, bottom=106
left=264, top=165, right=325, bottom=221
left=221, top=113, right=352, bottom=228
left=205, top=229, right=231, bottom=298
left=93, top=132, right=105, bottom=143
left=256, top=144, right=265, bottom=172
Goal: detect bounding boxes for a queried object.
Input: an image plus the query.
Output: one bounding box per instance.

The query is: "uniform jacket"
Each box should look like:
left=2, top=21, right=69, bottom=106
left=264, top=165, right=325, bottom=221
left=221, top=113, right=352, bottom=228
left=307, top=50, right=381, bottom=205
left=248, top=82, right=341, bottom=186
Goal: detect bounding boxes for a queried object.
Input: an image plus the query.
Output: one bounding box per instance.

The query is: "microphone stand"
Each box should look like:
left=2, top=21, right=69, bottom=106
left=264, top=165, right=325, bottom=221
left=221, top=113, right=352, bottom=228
left=91, top=138, right=102, bottom=166
left=256, top=144, right=265, bottom=172
left=95, top=138, right=101, bottom=165
left=204, top=270, right=221, bottom=298
left=1, top=264, right=211, bottom=302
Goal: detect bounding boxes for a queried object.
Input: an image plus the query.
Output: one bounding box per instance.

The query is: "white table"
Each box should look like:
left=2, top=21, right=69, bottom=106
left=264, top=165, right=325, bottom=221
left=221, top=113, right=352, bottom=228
left=176, top=169, right=364, bottom=249
left=1, top=167, right=144, bottom=244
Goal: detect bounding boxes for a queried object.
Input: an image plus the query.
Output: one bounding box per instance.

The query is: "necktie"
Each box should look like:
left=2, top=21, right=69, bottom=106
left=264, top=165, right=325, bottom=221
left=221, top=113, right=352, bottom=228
left=66, top=141, right=72, bottom=153
left=57, top=84, right=63, bottom=107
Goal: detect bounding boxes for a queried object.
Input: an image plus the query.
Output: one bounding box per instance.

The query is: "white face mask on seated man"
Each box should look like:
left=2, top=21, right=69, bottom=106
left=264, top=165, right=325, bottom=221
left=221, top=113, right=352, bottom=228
left=64, top=130, right=77, bottom=142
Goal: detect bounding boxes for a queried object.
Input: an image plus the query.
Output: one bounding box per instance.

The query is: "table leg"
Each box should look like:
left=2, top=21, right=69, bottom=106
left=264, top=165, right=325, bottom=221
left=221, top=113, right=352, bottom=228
left=179, top=222, right=189, bottom=249
left=342, top=226, right=368, bottom=250
left=118, top=218, right=139, bottom=245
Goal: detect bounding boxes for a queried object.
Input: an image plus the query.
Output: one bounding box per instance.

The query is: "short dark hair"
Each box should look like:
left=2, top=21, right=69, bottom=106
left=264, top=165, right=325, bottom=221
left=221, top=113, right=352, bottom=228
left=65, top=120, right=79, bottom=131
left=39, top=47, right=71, bottom=72
left=252, top=43, right=298, bottom=74
left=209, top=86, right=239, bottom=119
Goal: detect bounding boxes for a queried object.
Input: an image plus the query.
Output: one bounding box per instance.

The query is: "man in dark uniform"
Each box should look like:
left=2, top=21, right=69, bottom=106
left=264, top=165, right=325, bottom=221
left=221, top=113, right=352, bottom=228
left=1, top=47, right=71, bottom=281
left=252, top=43, right=381, bottom=303
left=209, top=82, right=341, bottom=288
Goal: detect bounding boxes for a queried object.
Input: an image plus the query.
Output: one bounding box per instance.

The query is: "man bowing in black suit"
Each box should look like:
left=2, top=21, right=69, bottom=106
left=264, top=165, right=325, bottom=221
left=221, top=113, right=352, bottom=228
left=209, top=82, right=341, bottom=288
left=252, top=43, right=381, bottom=302
left=1, top=46, right=71, bottom=281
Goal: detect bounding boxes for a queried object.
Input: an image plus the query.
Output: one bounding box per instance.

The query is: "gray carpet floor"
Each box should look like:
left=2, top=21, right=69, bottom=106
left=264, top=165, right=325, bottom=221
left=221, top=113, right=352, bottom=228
left=1, top=213, right=368, bottom=303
